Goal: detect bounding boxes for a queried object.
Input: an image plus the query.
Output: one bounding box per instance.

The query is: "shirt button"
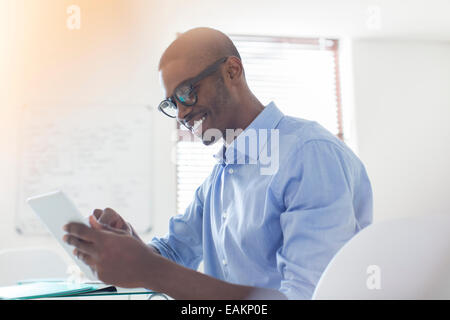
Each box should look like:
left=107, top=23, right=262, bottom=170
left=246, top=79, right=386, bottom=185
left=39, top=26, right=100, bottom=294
left=228, top=168, right=234, bottom=174
left=222, top=211, right=227, bottom=220
left=222, top=259, right=227, bottom=266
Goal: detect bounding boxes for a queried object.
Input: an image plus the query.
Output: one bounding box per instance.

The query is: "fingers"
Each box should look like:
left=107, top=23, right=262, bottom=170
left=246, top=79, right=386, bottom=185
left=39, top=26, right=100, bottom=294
left=94, top=207, right=125, bottom=230
left=64, top=222, right=98, bottom=242
left=90, top=208, right=132, bottom=234
left=105, top=208, right=127, bottom=230
left=98, top=208, right=118, bottom=225
left=89, top=214, right=104, bottom=231
left=89, top=215, right=128, bottom=235
left=73, top=248, right=96, bottom=267
left=63, top=234, right=97, bottom=256
left=93, top=208, right=103, bottom=220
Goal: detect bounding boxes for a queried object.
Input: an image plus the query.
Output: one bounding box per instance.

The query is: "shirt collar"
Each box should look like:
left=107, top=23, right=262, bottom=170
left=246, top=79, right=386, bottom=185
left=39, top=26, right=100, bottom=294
left=213, top=101, right=284, bottom=165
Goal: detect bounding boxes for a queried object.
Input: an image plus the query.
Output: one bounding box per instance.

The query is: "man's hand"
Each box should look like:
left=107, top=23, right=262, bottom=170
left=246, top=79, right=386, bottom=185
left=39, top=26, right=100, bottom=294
left=92, top=207, right=142, bottom=241
left=63, top=215, right=156, bottom=288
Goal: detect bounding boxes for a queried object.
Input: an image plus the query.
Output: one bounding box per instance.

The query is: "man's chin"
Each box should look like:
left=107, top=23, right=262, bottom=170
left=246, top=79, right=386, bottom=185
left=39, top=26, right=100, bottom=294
left=201, top=135, right=218, bottom=146
left=200, top=127, right=223, bottom=146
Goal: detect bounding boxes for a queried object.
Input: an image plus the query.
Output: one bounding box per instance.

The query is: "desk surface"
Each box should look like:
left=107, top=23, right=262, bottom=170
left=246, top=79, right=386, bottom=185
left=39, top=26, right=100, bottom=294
left=43, top=291, right=170, bottom=300
left=0, top=281, right=170, bottom=300
left=62, top=287, right=169, bottom=300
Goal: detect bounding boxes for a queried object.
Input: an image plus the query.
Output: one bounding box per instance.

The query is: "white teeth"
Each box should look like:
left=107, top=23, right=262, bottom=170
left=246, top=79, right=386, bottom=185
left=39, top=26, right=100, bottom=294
left=191, top=114, right=206, bottom=134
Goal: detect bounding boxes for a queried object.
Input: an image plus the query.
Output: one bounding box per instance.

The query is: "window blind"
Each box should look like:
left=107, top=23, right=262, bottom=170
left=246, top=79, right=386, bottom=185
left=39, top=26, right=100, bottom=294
left=176, top=35, right=342, bottom=214
left=176, top=139, right=222, bottom=212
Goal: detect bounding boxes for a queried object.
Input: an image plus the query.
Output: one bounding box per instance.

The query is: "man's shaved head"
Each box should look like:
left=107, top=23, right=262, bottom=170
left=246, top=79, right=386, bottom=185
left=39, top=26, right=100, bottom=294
left=159, top=27, right=241, bottom=71
left=158, top=27, right=263, bottom=146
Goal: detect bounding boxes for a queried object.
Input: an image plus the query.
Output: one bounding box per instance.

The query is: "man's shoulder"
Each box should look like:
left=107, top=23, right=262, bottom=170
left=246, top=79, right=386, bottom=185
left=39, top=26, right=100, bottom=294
left=272, top=115, right=369, bottom=189
left=275, top=115, right=347, bottom=156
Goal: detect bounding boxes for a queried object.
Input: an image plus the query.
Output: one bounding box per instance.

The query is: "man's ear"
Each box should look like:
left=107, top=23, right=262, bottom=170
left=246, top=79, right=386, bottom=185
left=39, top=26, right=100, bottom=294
left=226, top=56, right=243, bottom=81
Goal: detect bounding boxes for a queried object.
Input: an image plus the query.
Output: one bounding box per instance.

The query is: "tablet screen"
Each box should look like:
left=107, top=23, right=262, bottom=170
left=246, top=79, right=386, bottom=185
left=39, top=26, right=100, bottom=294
left=27, top=190, right=97, bottom=281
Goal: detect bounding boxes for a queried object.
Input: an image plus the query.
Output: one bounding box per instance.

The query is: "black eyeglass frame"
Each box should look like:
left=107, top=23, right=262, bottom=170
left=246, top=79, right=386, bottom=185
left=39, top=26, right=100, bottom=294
left=158, top=56, right=229, bottom=118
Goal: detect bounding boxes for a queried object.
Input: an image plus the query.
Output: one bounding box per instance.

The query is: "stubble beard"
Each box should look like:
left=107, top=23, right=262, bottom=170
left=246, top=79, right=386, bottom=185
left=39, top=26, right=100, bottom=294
left=201, top=75, right=232, bottom=146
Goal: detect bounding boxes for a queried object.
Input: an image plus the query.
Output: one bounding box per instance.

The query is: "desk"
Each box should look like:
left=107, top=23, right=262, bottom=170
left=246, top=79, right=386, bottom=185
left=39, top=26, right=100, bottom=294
left=42, top=288, right=170, bottom=300
left=0, top=281, right=170, bottom=300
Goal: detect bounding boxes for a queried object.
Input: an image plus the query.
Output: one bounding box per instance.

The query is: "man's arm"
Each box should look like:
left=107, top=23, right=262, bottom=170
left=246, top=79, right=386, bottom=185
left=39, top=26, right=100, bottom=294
left=64, top=217, right=286, bottom=299
left=271, top=139, right=373, bottom=299
left=141, top=251, right=287, bottom=300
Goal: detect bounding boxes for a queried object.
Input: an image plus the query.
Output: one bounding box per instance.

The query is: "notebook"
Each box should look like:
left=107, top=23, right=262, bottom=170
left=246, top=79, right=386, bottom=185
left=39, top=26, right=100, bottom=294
left=0, top=282, right=116, bottom=300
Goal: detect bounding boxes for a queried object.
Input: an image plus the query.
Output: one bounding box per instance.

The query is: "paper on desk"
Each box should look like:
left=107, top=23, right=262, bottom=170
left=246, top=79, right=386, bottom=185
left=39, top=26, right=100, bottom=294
left=0, top=282, right=96, bottom=300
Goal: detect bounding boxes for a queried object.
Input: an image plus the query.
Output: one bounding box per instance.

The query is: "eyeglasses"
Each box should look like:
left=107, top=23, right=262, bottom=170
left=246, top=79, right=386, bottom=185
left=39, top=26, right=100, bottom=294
left=158, top=56, right=228, bottom=118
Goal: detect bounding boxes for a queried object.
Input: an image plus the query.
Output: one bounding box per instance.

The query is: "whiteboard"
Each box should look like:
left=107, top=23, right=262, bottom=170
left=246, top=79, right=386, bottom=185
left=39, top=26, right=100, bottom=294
left=15, top=103, right=154, bottom=235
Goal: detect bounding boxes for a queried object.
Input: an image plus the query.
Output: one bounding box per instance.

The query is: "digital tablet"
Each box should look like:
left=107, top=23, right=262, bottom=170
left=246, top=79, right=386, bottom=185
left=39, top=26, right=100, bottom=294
left=26, top=190, right=97, bottom=281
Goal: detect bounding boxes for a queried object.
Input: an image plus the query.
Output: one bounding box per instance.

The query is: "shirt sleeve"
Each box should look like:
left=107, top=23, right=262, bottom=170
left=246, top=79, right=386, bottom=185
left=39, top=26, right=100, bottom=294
left=150, top=180, right=206, bottom=271
left=273, top=139, right=372, bottom=299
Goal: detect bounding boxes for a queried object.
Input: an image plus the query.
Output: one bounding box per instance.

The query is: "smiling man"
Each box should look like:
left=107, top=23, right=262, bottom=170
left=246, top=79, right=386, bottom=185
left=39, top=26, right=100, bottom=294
left=63, top=27, right=373, bottom=300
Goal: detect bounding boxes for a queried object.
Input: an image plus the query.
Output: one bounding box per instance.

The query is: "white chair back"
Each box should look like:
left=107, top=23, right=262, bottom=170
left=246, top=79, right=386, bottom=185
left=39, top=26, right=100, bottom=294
left=313, top=214, right=450, bottom=299
left=0, top=247, right=68, bottom=286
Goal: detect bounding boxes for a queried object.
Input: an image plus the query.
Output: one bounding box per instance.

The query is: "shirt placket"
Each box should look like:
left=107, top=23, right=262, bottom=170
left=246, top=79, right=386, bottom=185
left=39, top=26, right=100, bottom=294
left=218, top=160, right=237, bottom=279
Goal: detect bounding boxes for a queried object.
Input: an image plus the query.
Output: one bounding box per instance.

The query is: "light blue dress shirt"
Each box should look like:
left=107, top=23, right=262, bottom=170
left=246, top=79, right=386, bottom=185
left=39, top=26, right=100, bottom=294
left=151, top=102, right=373, bottom=299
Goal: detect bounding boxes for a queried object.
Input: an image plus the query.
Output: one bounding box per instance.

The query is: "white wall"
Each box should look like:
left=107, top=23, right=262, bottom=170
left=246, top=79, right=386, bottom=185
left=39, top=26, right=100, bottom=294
left=352, top=39, right=450, bottom=222
left=0, top=0, right=176, bottom=255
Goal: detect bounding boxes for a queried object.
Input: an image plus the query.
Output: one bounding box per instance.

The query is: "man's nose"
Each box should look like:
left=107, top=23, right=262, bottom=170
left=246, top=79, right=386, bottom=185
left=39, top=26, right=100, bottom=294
left=176, top=102, right=192, bottom=123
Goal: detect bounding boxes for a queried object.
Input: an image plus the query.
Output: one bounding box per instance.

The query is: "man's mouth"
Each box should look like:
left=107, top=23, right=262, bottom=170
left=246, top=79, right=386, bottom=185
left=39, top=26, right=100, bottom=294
left=189, top=113, right=208, bottom=136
